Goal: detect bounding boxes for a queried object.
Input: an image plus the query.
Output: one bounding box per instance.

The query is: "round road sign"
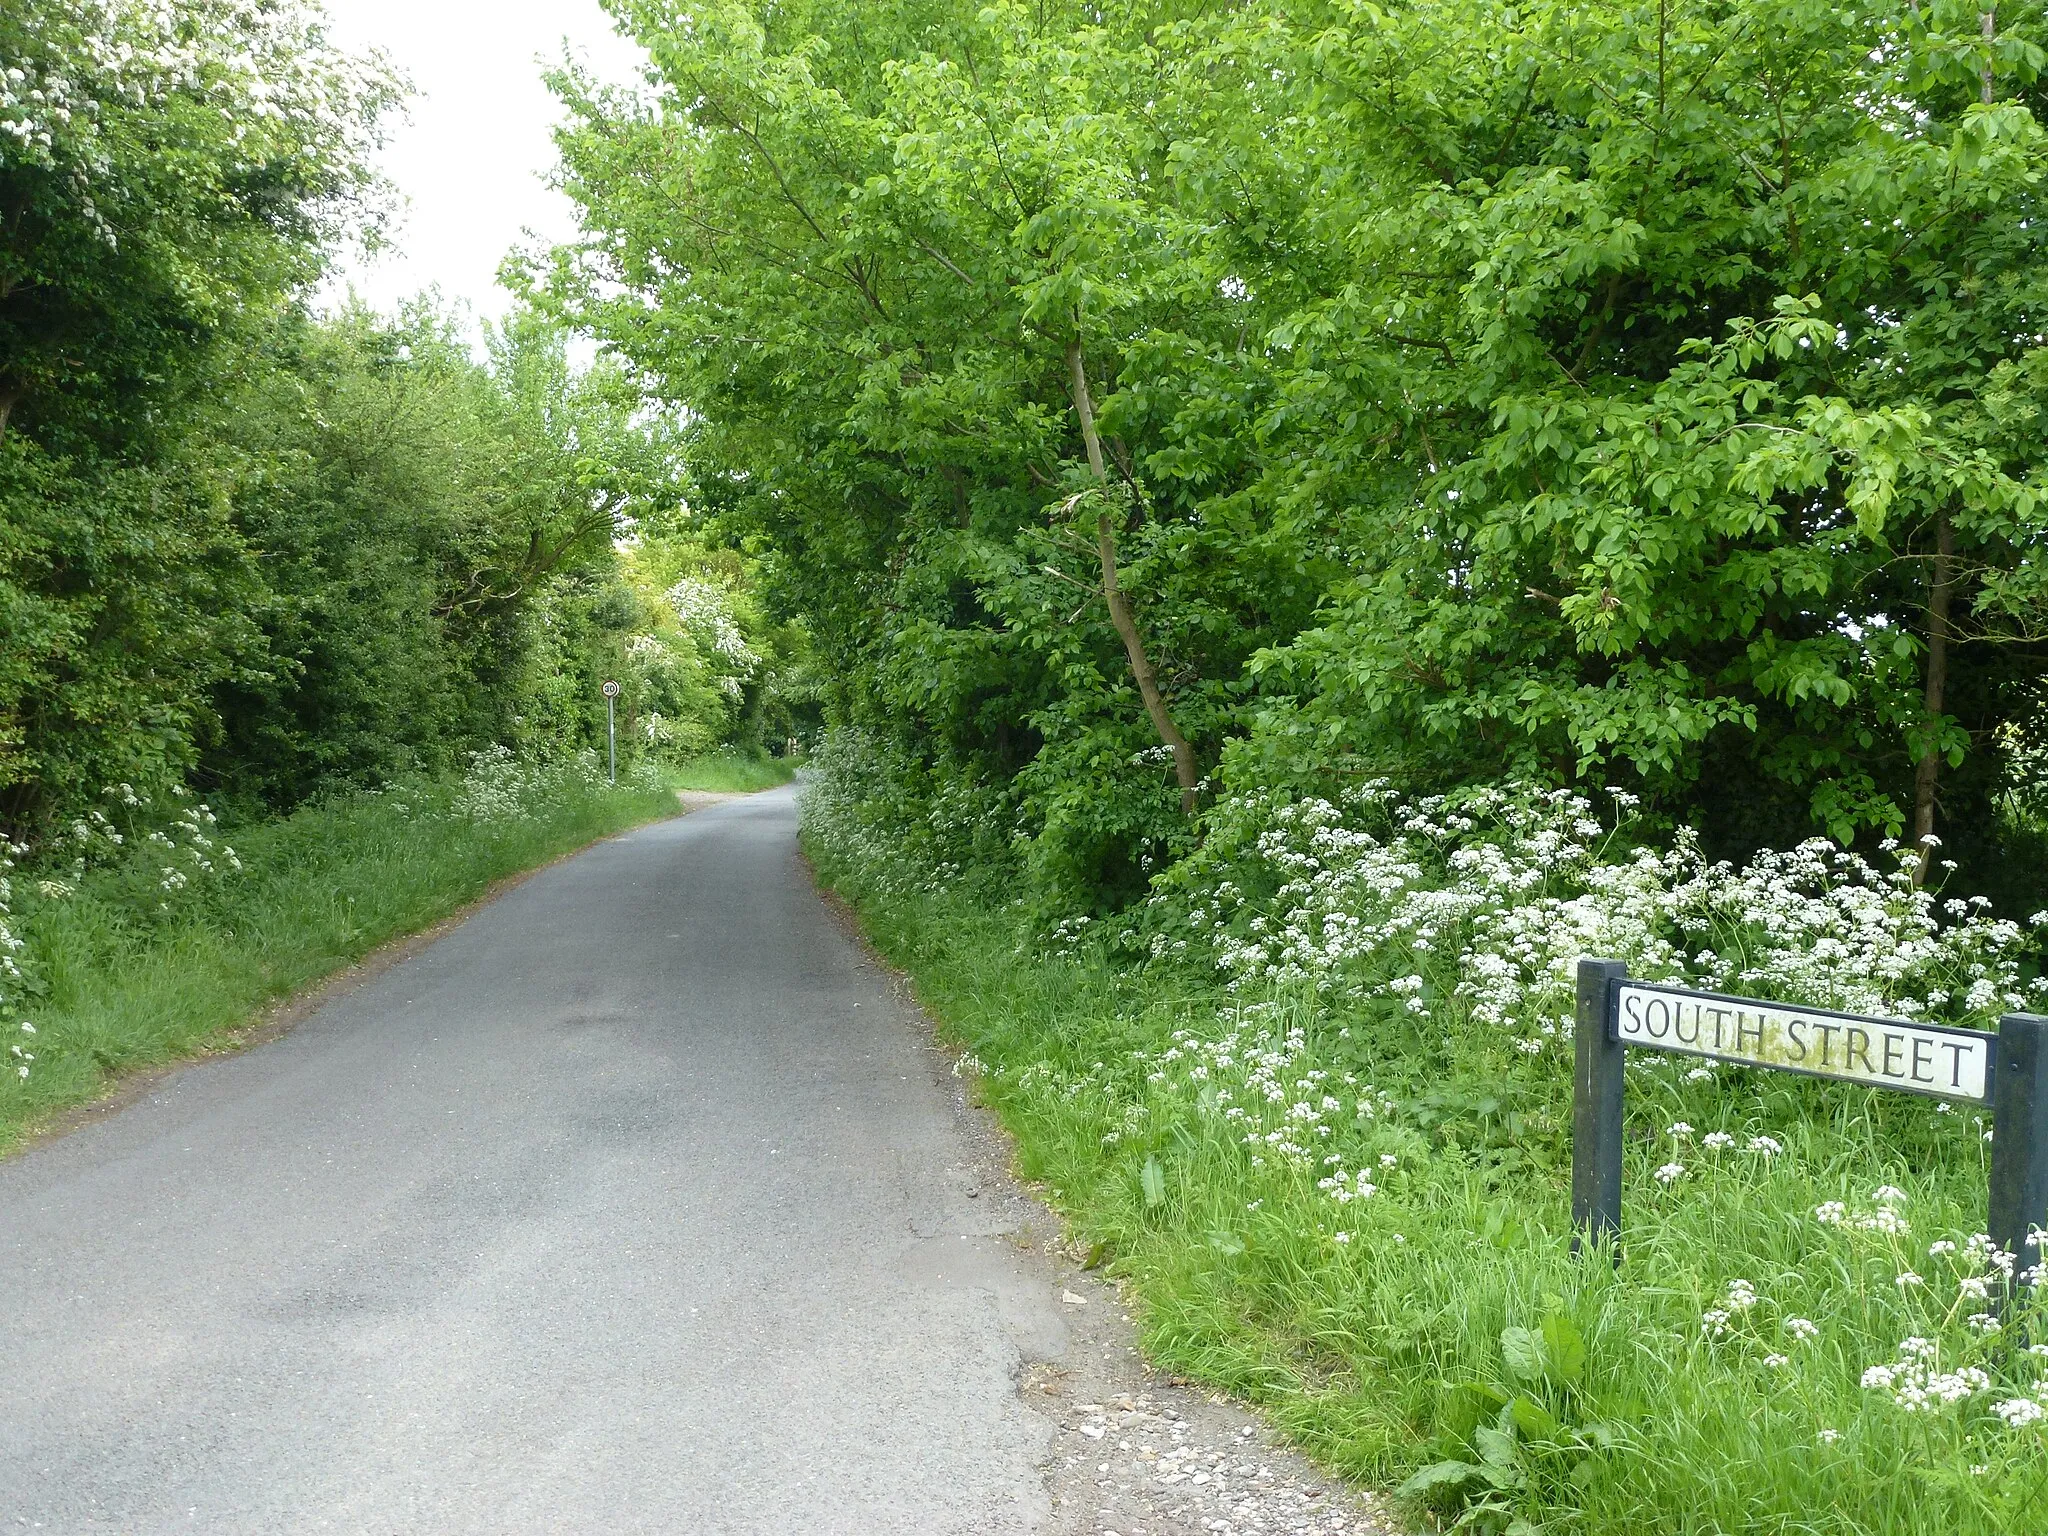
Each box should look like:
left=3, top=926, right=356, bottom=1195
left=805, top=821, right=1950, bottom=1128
left=602, top=680, right=621, bottom=698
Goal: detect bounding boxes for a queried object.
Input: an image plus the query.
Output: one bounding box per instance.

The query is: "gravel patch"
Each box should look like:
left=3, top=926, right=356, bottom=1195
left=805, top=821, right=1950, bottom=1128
left=1023, top=1274, right=1399, bottom=1536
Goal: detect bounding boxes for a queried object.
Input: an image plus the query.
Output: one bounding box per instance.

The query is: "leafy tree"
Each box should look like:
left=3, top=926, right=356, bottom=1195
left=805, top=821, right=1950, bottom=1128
left=1218, top=0, right=2048, bottom=868
left=0, top=3, right=772, bottom=843
left=201, top=302, right=705, bottom=806
left=0, top=431, right=263, bottom=824
left=0, top=0, right=395, bottom=834
left=533, top=1, right=1330, bottom=903
left=539, top=0, right=2048, bottom=904
left=0, top=0, right=397, bottom=447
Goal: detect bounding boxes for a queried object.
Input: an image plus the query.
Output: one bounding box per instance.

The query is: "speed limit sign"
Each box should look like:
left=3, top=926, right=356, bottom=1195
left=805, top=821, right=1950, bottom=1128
left=601, top=681, right=622, bottom=782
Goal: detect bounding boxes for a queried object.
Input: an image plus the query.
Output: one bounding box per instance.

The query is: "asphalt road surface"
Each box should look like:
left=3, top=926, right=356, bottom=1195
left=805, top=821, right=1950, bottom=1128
left=0, top=788, right=1087, bottom=1533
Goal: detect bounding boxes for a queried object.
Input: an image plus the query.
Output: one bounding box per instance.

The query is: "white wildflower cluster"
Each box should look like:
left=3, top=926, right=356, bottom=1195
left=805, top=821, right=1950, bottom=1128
left=2, top=0, right=396, bottom=243
left=0, top=845, right=26, bottom=989
left=145, top=799, right=236, bottom=892
left=1675, top=1128, right=1783, bottom=1159
left=1700, top=1277, right=1762, bottom=1338
left=52, top=783, right=243, bottom=909
left=1861, top=1338, right=1993, bottom=1412
left=451, top=744, right=626, bottom=824
left=1135, top=1003, right=1401, bottom=1187
left=1815, top=1189, right=1915, bottom=1241
left=798, top=731, right=1009, bottom=901
left=1138, top=782, right=2046, bottom=1041
left=666, top=578, right=759, bottom=700
left=1816, top=1201, right=2048, bottom=1417
left=1048, top=913, right=1095, bottom=960
left=1991, top=1392, right=2048, bottom=1428
left=49, top=784, right=239, bottom=895
left=0, top=840, right=36, bottom=1080
left=452, top=745, right=540, bottom=823
left=4, top=782, right=250, bottom=1084
left=1098, top=1097, right=1150, bottom=1147
left=1696, top=1279, right=1827, bottom=1369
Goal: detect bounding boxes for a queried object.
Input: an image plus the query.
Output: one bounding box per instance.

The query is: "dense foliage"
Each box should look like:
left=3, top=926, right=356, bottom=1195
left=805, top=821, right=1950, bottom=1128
left=542, top=0, right=2048, bottom=906
left=1, top=1, right=789, bottom=843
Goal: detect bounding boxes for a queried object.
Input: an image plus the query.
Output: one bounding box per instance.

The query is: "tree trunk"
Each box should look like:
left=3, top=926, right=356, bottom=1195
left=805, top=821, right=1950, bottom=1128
left=1913, top=509, right=1955, bottom=887
left=1067, top=338, right=1200, bottom=815
left=1909, top=19, right=1992, bottom=884
left=0, top=380, right=21, bottom=442
left=1983, top=9, right=1998, bottom=105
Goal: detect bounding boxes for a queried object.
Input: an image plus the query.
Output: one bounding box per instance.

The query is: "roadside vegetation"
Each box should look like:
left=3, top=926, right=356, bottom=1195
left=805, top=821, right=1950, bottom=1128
left=543, top=1, right=2048, bottom=1530
left=672, top=752, right=800, bottom=795
left=12, top=0, right=2048, bottom=1526
left=804, top=738, right=2048, bottom=1535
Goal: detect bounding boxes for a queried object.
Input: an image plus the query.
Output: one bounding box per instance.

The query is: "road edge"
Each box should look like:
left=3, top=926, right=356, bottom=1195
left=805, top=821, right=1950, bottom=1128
left=797, top=845, right=1405, bottom=1536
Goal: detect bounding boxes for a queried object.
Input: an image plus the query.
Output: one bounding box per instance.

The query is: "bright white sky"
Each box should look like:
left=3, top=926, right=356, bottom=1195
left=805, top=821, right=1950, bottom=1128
left=320, top=0, right=646, bottom=325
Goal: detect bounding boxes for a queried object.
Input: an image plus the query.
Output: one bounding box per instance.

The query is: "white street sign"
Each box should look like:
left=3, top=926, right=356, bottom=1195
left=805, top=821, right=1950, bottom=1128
left=1614, top=983, right=1990, bottom=1102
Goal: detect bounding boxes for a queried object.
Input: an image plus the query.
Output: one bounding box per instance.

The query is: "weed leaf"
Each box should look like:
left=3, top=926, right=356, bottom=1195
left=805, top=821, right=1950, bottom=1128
left=1500, top=1326, right=1545, bottom=1385
left=1141, top=1154, right=1166, bottom=1209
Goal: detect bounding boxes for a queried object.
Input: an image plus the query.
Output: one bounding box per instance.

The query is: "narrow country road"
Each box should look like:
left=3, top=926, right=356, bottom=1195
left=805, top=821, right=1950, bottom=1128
left=0, top=789, right=1387, bottom=1536
left=1, top=789, right=1066, bottom=1532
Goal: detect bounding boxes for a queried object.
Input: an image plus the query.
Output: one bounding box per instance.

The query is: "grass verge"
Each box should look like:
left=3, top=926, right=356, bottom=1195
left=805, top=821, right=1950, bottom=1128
left=671, top=750, right=800, bottom=794
left=0, top=763, right=682, bottom=1156
left=809, top=852, right=2048, bottom=1536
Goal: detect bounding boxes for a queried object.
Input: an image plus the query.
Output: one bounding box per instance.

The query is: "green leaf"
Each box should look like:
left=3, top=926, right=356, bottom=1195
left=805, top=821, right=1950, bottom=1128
left=1396, top=1460, right=1485, bottom=1499
left=1500, top=1327, right=1545, bottom=1385
left=1508, top=1395, right=1561, bottom=1441
left=1474, top=1423, right=1518, bottom=1469
left=1539, top=1312, right=1587, bottom=1387
left=1140, top=1154, right=1166, bottom=1209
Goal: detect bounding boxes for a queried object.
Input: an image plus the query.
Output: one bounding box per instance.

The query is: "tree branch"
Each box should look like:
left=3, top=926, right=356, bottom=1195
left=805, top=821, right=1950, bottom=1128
left=1068, top=337, right=1200, bottom=815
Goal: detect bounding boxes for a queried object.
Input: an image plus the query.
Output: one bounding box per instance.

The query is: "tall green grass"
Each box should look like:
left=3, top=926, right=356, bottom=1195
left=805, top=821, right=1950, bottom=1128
left=814, top=859, right=2048, bottom=1536
left=671, top=751, right=800, bottom=794
left=0, top=768, right=681, bottom=1155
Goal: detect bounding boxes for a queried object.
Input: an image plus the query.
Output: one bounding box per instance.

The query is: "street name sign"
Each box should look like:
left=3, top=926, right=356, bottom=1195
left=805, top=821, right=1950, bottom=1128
left=1613, top=982, right=1990, bottom=1102
left=1573, top=960, right=2048, bottom=1290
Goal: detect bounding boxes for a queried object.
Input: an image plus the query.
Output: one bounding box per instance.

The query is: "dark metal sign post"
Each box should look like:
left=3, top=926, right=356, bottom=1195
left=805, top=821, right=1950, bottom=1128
left=1572, top=957, right=2048, bottom=1288
left=602, top=679, right=621, bottom=784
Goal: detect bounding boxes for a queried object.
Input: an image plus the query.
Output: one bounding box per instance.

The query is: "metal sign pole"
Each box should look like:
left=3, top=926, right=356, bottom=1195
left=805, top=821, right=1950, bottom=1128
left=1571, top=957, right=1629, bottom=1257
left=602, top=679, right=620, bottom=784
left=1990, top=1013, right=2048, bottom=1291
